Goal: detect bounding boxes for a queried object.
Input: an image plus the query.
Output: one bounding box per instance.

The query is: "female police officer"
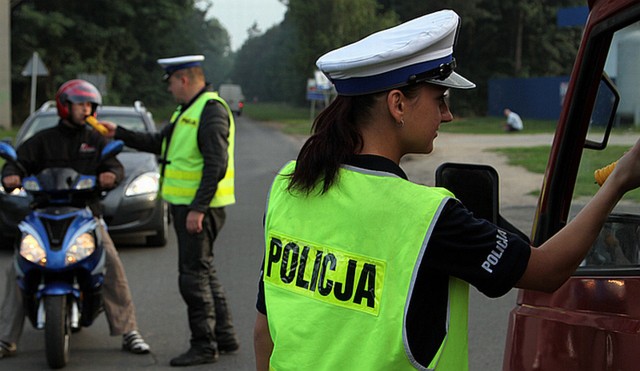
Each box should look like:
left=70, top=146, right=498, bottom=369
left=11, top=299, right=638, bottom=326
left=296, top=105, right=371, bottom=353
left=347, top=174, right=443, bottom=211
left=253, top=10, right=640, bottom=371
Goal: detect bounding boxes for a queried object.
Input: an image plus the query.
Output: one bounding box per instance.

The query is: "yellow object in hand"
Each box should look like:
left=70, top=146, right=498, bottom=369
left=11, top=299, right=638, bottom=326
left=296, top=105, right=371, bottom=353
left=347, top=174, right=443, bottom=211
left=85, top=116, right=108, bottom=135
left=594, top=161, right=617, bottom=186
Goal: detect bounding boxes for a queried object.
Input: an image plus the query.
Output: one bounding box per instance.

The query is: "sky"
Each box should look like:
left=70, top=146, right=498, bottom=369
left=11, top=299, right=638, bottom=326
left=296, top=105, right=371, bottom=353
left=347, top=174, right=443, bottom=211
left=208, top=0, right=288, bottom=51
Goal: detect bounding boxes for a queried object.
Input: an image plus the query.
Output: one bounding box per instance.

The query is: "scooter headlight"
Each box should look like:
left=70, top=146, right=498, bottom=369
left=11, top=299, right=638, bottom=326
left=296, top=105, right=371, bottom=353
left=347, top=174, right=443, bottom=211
left=20, top=234, right=46, bottom=266
left=65, top=233, right=96, bottom=265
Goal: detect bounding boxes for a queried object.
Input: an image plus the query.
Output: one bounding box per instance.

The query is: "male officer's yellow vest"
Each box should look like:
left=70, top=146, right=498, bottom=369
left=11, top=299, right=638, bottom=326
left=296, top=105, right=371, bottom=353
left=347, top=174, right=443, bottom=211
left=264, top=161, right=469, bottom=371
left=161, top=92, right=235, bottom=207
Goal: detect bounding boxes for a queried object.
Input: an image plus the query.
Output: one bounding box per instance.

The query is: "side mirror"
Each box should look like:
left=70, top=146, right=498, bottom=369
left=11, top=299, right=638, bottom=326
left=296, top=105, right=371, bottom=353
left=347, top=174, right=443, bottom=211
left=435, top=162, right=531, bottom=243
left=101, top=140, right=124, bottom=160
left=585, top=73, right=620, bottom=150
left=435, top=162, right=499, bottom=223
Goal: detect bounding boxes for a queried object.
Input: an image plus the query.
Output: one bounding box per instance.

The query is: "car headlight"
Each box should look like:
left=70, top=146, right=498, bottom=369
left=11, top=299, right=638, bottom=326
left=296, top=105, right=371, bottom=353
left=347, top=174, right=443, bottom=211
left=125, top=172, right=159, bottom=197
left=20, top=234, right=46, bottom=266
left=65, top=233, right=95, bottom=265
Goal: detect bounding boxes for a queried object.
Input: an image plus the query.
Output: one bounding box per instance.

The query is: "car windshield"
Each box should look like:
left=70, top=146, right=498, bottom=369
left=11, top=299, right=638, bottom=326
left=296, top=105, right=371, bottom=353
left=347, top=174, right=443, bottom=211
left=19, top=115, right=58, bottom=144
left=98, top=114, right=149, bottom=152
left=96, top=114, right=147, bottom=132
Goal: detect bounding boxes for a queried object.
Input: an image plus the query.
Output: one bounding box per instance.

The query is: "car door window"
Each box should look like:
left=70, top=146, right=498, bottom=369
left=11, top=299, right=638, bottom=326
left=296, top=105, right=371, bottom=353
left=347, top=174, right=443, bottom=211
left=576, top=20, right=640, bottom=271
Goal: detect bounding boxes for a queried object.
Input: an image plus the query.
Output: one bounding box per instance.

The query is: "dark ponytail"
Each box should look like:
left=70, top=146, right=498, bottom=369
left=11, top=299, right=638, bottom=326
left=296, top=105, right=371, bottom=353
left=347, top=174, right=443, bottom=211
left=287, top=84, right=424, bottom=194
left=287, top=94, right=378, bottom=194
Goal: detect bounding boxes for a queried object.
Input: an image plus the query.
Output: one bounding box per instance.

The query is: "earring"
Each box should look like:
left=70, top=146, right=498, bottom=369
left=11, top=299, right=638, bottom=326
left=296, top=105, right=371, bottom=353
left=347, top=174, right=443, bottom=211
left=396, top=119, right=405, bottom=128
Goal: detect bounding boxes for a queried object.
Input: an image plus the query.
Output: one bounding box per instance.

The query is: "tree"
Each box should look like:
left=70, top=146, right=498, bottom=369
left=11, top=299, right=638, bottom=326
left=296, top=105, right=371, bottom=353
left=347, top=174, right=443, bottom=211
left=10, top=0, right=587, bottom=120
left=377, top=0, right=584, bottom=115
left=231, top=0, right=398, bottom=105
left=231, top=19, right=299, bottom=103
left=10, top=0, right=232, bottom=123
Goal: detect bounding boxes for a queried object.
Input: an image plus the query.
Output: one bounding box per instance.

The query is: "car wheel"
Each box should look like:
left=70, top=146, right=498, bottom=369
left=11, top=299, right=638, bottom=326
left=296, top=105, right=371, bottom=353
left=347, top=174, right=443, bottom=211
left=146, top=202, right=168, bottom=247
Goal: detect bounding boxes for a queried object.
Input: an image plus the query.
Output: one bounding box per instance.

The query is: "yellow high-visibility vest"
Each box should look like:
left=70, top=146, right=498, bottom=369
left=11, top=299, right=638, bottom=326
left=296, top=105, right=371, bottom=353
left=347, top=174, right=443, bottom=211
left=264, top=161, right=469, bottom=370
left=161, top=92, right=235, bottom=207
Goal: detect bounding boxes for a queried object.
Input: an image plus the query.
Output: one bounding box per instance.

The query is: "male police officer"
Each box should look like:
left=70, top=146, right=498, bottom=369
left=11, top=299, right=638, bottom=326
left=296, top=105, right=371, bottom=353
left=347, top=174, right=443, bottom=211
left=103, top=55, right=238, bottom=367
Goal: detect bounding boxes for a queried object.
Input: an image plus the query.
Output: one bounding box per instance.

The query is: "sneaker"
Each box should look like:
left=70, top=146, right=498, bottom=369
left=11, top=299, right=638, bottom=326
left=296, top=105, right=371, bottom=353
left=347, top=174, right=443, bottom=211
left=122, top=330, right=150, bottom=354
left=170, top=348, right=218, bottom=367
left=0, top=341, right=16, bottom=359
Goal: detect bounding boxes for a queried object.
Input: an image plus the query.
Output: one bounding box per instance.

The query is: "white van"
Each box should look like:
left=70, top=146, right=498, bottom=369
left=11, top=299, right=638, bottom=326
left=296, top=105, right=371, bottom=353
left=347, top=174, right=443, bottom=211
left=218, top=84, right=245, bottom=116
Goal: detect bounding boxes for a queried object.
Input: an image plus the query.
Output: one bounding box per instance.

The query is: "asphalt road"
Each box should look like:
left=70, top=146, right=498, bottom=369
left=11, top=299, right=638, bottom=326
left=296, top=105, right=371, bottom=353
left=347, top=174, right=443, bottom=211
left=0, top=115, right=533, bottom=370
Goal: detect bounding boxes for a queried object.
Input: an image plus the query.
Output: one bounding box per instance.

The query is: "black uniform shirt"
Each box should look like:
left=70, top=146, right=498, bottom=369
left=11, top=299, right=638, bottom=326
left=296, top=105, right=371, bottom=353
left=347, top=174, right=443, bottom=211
left=256, top=154, right=531, bottom=366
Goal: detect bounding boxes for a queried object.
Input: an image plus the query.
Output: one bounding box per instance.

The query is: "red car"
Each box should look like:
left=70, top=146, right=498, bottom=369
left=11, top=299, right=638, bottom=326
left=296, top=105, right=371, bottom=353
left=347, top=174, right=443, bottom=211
left=440, top=0, right=640, bottom=369
left=505, top=0, right=640, bottom=369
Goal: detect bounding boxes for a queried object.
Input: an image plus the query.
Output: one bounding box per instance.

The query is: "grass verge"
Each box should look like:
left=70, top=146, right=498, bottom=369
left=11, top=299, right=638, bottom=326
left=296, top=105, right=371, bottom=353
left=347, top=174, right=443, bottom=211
left=243, top=102, right=564, bottom=135
left=243, top=102, right=640, bottom=201
left=243, top=103, right=313, bottom=135
left=489, top=145, right=640, bottom=201
left=440, top=116, right=558, bottom=134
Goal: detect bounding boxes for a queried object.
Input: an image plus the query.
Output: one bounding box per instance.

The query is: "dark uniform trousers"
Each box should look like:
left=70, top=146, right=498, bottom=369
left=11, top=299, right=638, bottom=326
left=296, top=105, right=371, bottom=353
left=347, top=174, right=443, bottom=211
left=171, top=205, right=235, bottom=351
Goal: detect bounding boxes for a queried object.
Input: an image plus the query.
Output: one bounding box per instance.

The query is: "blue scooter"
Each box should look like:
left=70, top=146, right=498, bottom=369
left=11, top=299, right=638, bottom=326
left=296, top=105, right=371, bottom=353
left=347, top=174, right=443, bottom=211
left=0, top=140, right=123, bottom=369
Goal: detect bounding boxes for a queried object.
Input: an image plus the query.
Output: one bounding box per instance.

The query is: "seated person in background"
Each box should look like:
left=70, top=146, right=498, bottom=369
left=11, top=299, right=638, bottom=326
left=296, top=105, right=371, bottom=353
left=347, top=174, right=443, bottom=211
left=504, top=108, right=523, bottom=132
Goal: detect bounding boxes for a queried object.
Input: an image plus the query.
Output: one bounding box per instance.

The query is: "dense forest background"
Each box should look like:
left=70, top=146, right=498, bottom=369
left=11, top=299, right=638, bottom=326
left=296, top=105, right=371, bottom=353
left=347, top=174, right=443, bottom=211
left=9, top=0, right=585, bottom=123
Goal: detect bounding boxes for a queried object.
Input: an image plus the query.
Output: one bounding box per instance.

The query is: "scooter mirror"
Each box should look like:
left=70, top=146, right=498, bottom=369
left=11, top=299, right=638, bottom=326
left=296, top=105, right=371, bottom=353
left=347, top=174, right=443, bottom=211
left=0, top=141, right=18, bottom=163
left=101, top=140, right=124, bottom=160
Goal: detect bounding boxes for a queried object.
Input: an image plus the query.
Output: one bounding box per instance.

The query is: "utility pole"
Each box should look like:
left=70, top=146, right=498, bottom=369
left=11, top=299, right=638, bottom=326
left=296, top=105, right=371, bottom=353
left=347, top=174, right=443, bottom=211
left=0, top=0, right=11, bottom=129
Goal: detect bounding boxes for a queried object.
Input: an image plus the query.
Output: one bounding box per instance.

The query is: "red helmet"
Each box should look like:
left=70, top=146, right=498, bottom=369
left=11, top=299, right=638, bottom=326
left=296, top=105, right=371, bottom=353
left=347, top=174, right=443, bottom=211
left=55, top=79, right=102, bottom=119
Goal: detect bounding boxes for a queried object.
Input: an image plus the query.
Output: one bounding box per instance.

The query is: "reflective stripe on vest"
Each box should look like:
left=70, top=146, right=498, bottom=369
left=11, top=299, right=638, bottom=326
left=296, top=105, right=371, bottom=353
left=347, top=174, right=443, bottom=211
left=264, top=161, right=469, bottom=371
left=161, top=92, right=235, bottom=207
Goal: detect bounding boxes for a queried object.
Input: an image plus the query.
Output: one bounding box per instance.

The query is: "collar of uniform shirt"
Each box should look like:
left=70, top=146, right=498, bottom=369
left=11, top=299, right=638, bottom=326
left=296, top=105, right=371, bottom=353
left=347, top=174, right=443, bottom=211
left=346, top=154, right=408, bottom=180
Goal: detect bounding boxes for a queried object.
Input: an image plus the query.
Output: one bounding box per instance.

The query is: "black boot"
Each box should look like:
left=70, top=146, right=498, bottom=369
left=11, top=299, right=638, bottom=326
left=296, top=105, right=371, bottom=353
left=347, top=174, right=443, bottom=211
left=217, top=339, right=239, bottom=354
left=170, top=348, right=219, bottom=367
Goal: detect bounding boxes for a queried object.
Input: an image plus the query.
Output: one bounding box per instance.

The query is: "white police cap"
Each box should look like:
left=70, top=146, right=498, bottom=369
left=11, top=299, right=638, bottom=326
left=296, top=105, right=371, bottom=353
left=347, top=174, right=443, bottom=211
left=157, top=55, right=205, bottom=80
left=316, top=10, right=475, bottom=96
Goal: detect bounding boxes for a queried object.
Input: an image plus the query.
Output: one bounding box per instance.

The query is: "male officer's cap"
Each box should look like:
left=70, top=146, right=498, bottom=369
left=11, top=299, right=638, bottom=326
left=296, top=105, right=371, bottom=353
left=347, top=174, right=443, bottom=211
left=157, top=55, right=205, bottom=80
left=316, top=10, right=475, bottom=96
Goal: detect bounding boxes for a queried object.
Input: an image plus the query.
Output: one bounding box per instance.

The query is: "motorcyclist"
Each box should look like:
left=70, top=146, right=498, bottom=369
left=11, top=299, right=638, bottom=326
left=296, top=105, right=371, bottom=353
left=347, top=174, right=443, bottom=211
left=0, top=79, right=150, bottom=358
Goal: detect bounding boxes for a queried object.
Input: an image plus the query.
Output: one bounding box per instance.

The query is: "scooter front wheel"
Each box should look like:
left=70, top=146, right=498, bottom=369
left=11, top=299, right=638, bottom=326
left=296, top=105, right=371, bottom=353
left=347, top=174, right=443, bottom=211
left=44, top=295, right=71, bottom=369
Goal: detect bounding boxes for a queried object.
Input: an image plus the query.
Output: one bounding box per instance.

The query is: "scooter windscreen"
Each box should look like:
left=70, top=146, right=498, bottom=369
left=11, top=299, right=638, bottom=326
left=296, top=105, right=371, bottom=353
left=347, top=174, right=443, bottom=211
left=24, top=167, right=96, bottom=192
